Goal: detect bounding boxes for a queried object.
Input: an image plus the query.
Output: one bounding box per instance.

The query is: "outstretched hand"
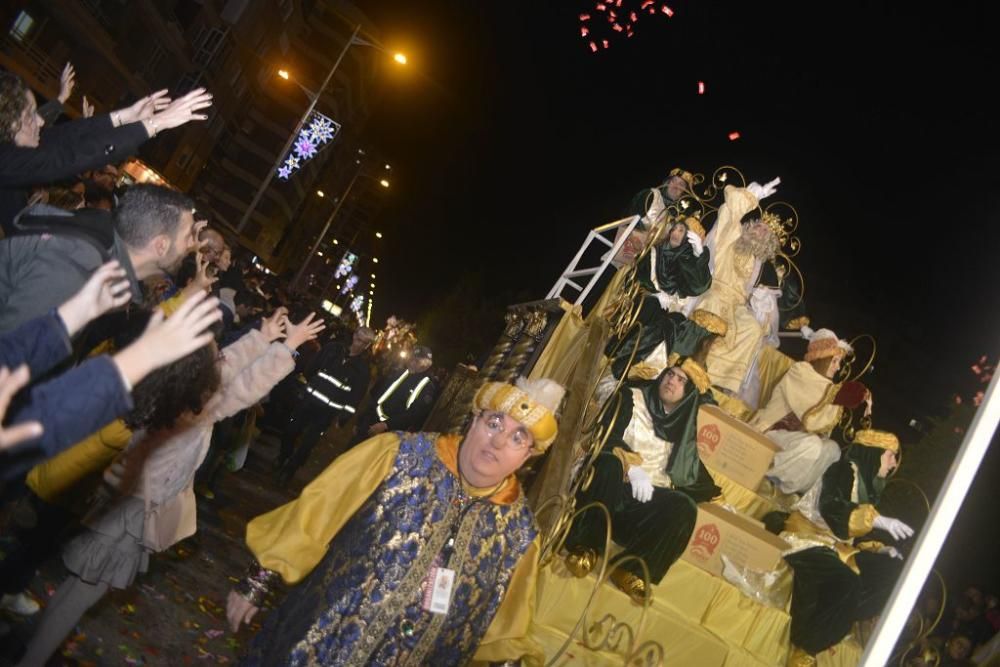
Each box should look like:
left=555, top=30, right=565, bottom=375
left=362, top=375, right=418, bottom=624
left=147, top=88, right=213, bottom=134
left=58, top=62, right=76, bottom=104
left=0, top=365, right=43, bottom=450
left=283, top=312, right=325, bottom=350
left=57, top=261, right=132, bottom=337
left=118, top=90, right=171, bottom=126
left=259, top=307, right=288, bottom=342
left=747, top=177, right=781, bottom=201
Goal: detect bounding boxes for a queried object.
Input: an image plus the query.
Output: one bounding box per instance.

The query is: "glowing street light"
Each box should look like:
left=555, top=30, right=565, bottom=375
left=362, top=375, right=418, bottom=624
left=278, top=69, right=290, bottom=80
left=375, top=232, right=383, bottom=238
left=385, top=164, right=391, bottom=170
left=393, top=53, right=407, bottom=65
left=379, top=179, right=390, bottom=188
left=316, top=190, right=325, bottom=197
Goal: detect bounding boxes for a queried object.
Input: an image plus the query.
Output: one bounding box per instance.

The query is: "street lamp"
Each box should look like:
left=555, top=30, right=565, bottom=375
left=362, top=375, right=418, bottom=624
left=291, top=163, right=390, bottom=289
left=236, top=25, right=407, bottom=234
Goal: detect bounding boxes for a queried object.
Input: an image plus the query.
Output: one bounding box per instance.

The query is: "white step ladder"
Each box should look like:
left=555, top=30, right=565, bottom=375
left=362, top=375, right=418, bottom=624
left=546, top=215, right=641, bottom=305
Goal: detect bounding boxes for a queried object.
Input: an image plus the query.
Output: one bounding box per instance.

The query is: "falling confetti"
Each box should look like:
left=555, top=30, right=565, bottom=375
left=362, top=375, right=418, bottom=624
left=728, top=131, right=741, bottom=141
left=578, top=0, right=677, bottom=52
left=698, top=81, right=705, bottom=94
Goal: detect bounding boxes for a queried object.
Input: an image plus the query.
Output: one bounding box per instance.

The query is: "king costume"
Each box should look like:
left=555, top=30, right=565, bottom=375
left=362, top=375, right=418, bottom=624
left=235, top=379, right=566, bottom=666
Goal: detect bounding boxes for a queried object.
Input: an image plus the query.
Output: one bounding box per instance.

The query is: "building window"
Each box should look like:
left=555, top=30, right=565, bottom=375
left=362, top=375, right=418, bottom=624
left=9, top=11, right=35, bottom=43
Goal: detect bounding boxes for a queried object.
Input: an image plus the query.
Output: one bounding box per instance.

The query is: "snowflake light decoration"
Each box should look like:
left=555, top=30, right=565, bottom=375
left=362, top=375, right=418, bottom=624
left=277, top=111, right=342, bottom=180
left=340, top=274, right=359, bottom=295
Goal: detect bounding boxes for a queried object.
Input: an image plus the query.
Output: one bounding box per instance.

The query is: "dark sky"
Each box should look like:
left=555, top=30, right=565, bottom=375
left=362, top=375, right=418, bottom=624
left=358, top=1, right=1000, bottom=385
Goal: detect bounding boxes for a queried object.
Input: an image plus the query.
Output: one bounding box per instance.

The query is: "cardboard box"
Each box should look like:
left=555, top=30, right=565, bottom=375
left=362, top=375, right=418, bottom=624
left=681, top=503, right=789, bottom=578
left=697, top=404, right=778, bottom=491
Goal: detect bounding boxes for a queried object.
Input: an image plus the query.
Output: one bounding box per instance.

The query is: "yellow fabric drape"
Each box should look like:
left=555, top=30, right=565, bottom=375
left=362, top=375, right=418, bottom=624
left=754, top=346, right=794, bottom=410
left=472, top=538, right=545, bottom=666
left=707, top=467, right=783, bottom=520
left=246, top=432, right=401, bottom=584
left=528, top=300, right=586, bottom=387
left=26, top=420, right=132, bottom=504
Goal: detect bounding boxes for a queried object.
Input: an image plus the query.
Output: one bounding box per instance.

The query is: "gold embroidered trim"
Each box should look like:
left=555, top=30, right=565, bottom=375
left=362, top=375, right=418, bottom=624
left=612, top=447, right=644, bottom=480
left=853, top=429, right=900, bottom=453
left=848, top=504, right=879, bottom=538
left=690, top=309, right=728, bottom=336
left=785, top=316, right=811, bottom=331
left=680, top=358, right=711, bottom=394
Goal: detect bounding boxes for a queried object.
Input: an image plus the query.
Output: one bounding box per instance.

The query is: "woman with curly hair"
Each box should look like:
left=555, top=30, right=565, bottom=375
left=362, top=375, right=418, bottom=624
left=0, top=69, right=212, bottom=235
left=17, top=310, right=326, bottom=665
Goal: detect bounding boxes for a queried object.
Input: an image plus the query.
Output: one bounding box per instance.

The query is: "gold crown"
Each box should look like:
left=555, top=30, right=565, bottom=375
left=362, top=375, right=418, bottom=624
left=760, top=211, right=788, bottom=241
left=853, top=429, right=900, bottom=454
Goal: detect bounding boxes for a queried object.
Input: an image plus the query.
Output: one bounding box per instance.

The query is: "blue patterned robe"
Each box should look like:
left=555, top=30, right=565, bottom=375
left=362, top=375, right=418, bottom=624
left=240, top=433, right=537, bottom=666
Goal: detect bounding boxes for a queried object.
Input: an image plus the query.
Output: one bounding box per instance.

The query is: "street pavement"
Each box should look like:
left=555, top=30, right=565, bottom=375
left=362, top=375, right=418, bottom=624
left=0, top=423, right=353, bottom=666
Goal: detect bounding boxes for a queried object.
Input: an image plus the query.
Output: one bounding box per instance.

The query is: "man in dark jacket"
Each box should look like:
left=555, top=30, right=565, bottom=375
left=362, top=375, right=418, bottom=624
left=350, top=345, right=438, bottom=446
left=277, top=327, right=375, bottom=484
left=0, top=184, right=203, bottom=333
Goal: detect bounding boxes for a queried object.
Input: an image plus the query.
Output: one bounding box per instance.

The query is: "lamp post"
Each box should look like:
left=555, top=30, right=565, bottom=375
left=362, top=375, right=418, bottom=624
left=291, top=164, right=389, bottom=291
left=236, top=26, right=406, bottom=234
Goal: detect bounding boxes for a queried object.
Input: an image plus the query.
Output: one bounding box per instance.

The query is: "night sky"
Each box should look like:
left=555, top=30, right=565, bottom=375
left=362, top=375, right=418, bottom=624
left=352, top=2, right=1000, bottom=588
left=358, top=1, right=1000, bottom=390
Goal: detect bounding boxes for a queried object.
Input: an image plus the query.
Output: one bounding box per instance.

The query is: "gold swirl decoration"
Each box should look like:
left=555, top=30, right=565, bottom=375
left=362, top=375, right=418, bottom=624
left=539, top=497, right=663, bottom=666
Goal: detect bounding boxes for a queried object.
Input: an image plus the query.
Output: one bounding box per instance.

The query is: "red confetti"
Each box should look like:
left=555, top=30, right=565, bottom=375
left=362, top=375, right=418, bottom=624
left=648, top=6, right=656, bottom=13
left=662, top=4, right=674, bottom=16
left=630, top=11, right=638, bottom=21
left=616, top=0, right=623, bottom=6
left=589, top=41, right=598, bottom=52
left=612, top=23, right=624, bottom=32
left=596, top=3, right=606, bottom=10
left=698, top=81, right=706, bottom=94
left=728, top=131, right=741, bottom=140
left=641, top=0, right=654, bottom=8
left=579, top=13, right=591, bottom=20
left=602, top=39, right=610, bottom=48
left=581, top=26, right=589, bottom=36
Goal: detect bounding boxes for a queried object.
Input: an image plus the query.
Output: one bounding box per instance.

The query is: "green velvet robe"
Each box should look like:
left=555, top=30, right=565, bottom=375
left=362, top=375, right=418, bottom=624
left=566, top=372, right=720, bottom=583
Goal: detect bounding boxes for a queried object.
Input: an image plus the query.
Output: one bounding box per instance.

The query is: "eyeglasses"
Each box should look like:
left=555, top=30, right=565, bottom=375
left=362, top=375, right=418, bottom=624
left=480, top=412, right=532, bottom=451
left=665, top=368, right=688, bottom=386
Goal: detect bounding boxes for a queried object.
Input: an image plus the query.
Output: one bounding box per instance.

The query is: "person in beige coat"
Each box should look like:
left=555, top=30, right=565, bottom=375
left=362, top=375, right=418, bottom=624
left=18, top=309, right=324, bottom=666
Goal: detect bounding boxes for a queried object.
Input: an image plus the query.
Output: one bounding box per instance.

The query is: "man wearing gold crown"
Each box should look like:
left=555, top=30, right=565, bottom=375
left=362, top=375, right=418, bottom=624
left=225, top=377, right=565, bottom=665
left=693, top=177, right=784, bottom=395
left=765, top=430, right=914, bottom=665
left=564, top=356, right=720, bottom=604
left=750, top=327, right=871, bottom=494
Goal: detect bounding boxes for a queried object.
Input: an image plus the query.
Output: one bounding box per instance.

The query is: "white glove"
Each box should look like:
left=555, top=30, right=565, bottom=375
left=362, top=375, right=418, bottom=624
left=627, top=466, right=654, bottom=503
left=686, top=230, right=704, bottom=257
left=873, top=515, right=915, bottom=541
left=746, top=176, right=781, bottom=201
left=655, top=291, right=672, bottom=310
left=879, top=545, right=904, bottom=560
